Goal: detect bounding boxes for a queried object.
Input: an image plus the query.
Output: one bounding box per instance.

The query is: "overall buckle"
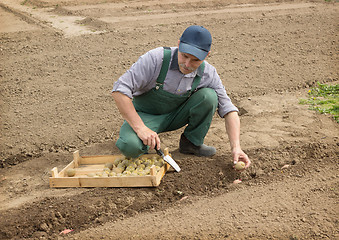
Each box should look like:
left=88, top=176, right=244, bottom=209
left=155, top=83, right=162, bottom=90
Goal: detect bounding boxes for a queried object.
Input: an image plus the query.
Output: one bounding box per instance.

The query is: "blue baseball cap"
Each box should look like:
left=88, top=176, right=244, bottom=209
left=179, top=25, right=212, bottom=60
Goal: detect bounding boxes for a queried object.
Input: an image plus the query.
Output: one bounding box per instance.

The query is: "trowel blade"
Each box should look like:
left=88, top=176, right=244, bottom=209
left=163, top=154, right=181, bottom=172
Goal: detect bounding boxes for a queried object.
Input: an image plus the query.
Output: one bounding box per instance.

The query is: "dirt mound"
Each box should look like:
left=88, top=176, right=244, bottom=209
left=0, top=141, right=337, bottom=239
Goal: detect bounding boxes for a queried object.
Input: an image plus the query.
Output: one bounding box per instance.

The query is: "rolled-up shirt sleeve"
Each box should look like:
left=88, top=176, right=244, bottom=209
left=215, top=85, right=239, bottom=118
left=112, top=47, right=162, bottom=98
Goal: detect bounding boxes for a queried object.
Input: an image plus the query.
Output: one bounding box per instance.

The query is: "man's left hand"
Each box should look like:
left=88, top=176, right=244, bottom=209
left=232, top=148, right=251, bottom=169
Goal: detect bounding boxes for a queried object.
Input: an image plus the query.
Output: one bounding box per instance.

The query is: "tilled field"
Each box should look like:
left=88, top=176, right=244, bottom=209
left=0, top=0, right=338, bottom=239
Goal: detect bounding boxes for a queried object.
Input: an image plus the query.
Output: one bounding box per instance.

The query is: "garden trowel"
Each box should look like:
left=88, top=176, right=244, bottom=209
left=155, top=147, right=181, bottom=172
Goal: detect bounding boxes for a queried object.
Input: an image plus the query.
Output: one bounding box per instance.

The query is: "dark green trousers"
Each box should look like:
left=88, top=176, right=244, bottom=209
left=116, top=88, right=218, bottom=158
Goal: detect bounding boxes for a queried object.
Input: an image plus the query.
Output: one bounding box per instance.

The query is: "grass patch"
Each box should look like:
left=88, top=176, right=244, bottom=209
left=299, top=82, right=339, bottom=123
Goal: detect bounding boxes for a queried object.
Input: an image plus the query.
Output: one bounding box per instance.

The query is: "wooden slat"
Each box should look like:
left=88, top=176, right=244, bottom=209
left=163, top=148, right=172, bottom=171
left=73, top=164, right=111, bottom=175
left=55, top=163, right=110, bottom=177
left=150, top=165, right=156, bottom=176
left=164, top=163, right=170, bottom=172
left=164, top=147, right=169, bottom=155
left=49, top=175, right=158, bottom=188
left=77, top=164, right=106, bottom=169
left=51, top=167, right=58, bottom=178
left=79, top=176, right=156, bottom=187
left=73, top=150, right=81, bottom=168
left=80, top=155, right=121, bottom=164
left=58, top=160, right=75, bottom=177
left=154, top=165, right=166, bottom=186
left=49, top=177, right=80, bottom=187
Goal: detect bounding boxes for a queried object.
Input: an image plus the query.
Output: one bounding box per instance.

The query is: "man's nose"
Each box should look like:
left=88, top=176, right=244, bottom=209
left=185, top=59, right=192, bottom=67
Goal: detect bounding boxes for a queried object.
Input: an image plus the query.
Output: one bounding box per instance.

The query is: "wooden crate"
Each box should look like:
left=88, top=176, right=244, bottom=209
left=49, top=149, right=170, bottom=188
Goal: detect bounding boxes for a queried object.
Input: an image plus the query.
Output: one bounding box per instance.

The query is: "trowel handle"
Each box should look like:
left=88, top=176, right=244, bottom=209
left=155, top=145, right=164, bottom=157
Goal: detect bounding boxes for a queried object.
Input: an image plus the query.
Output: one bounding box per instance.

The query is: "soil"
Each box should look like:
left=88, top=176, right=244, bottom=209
left=0, top=0, right=338, bottom=239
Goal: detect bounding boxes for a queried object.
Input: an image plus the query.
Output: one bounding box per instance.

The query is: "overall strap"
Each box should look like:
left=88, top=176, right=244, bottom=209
left=156, top=47, right=171, bottom=87
left=190, top=61, right=205, bottom=92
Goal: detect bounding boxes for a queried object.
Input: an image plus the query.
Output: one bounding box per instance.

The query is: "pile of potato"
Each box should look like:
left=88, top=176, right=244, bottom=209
left=87, top=155, right=165, bottom=177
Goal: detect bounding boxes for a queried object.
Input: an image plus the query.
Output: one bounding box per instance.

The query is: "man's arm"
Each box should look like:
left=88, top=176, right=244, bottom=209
left=224, top=111, right=251, bottom=168
left=112, top=92, right=160, bottom=150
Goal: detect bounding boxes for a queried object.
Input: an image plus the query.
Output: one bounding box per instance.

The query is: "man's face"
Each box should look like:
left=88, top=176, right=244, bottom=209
left=177, top=40, right=210, bottom=75
left=177, top=51, right=204, bottom=75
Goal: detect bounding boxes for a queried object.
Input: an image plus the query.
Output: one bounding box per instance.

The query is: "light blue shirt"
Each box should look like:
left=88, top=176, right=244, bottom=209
left=112, top=47, right=238, bottom=117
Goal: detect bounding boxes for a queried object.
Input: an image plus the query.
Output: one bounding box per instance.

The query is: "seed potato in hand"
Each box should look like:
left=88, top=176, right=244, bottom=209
left=234, top=161, right=246, bottom=171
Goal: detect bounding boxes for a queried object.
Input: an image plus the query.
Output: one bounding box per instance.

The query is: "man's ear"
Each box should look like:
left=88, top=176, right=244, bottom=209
left=205, top=51, right=211, bottom=59
left=178, top=40, right=180, bottom=47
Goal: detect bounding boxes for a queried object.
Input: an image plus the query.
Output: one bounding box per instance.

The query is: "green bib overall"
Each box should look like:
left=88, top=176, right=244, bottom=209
left=116, top=47, right=218, bottom=158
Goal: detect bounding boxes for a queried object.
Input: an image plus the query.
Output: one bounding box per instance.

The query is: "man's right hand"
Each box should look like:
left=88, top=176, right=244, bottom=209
left=136, top=126, right=161, bottom=150
left=112, top=92, right=161, bottom=151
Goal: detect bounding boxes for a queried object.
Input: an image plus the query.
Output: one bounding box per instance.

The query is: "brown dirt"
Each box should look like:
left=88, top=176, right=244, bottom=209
left=0, top=0, right=338, bottom=239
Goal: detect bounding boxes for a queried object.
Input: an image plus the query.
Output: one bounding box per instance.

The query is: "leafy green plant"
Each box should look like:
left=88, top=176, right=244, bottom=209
left=299, top=82, right=339, bottom=123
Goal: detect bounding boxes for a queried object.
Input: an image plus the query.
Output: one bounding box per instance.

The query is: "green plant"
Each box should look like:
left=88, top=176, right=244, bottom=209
left=299, top=82, right=339, bottom=123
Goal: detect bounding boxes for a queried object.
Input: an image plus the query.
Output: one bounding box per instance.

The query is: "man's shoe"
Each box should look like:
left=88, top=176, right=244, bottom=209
left=179, top=134, right=216, bottom=157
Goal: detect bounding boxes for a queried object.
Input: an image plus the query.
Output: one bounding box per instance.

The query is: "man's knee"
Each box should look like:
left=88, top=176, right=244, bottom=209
left=194, top=88, right=218, bottom=109
left=116, top=135, right=145, bottom=158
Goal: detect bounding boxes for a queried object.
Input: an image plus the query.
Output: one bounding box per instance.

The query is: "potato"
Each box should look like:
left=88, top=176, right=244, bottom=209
left=104, top=162, right=114, bottom=170
left=234, top=161, right=246, bottom=170
left=66, top=168, right=76, bottom=177
left=137, top=164, right=145, bottom=170
left=144, top=160, right=152, bottom=167
left=113, top=167, right=124, bottom=174
left=122, top=171, right=131, bottom=177
left=144, top=168, right=151, bottom=175
left=123, top=170, right=131, bottom=175
left=154, top=161, right=163, bottom=167
left=117, top=162, right=125, bottom=169
left=121, top=159, right=130, bottom=167
left=114, top=157, right=124, bottom=166
left=87, top=173, right=95, bottom=177
left=128, top=162, right=137, bottom=169
left=126, top=166, right=135, bottom=172
left=138, top=170, right=147, bottom=176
